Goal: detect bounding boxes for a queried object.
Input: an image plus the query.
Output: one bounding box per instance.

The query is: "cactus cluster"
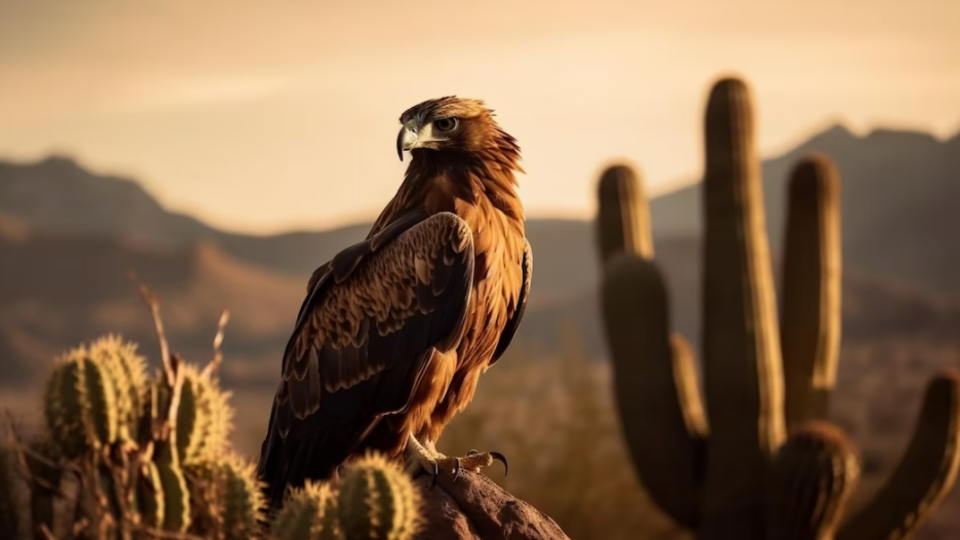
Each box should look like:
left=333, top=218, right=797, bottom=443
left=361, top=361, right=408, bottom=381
left=3, top=324, right=263, bottom=539
left=271, top=453, right=421, bottom=540
left=1, top=297, right=423, bottom=540
left=596, top=76, right=960, bottom=540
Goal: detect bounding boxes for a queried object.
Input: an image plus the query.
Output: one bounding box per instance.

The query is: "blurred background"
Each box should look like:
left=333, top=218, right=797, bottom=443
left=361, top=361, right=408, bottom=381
left=0, top=1, right=958, bottom=539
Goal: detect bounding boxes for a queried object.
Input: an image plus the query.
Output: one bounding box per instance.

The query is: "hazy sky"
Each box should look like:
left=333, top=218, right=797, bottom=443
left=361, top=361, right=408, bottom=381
left=1, top=0, right=958, bottom=233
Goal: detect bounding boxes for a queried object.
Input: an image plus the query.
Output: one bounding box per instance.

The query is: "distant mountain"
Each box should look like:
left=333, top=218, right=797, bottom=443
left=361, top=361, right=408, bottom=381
left=2, top=124, right=957, bottom=295
left=0, top=123, right=957, bottom=386
left=652, top=125, right=960, bottom=292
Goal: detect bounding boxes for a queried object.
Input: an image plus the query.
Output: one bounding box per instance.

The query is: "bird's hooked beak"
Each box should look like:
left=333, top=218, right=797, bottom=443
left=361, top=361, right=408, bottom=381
left=397, top=120, right=419, bottom=162
left=397, top=119, right=441, bottom=161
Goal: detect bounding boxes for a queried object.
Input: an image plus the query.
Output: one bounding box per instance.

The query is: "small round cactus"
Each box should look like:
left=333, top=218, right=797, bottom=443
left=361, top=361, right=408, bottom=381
left=44, top=346, right=120, bottom=458
left=338, top=453, right=421, bottom=540
left=272, top=481, right=342, bottom=540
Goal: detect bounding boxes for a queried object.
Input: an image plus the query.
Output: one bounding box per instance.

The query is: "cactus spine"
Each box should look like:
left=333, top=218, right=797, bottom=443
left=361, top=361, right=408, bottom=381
left=339, top=453, right=420, bottom=540
left=596, top=75, right=960, bottom=540
left=272, top=482, right=343, bottom=540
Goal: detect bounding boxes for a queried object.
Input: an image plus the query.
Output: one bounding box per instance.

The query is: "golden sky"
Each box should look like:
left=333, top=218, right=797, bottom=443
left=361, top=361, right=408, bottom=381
left=1, top=0, right=957, bottom=233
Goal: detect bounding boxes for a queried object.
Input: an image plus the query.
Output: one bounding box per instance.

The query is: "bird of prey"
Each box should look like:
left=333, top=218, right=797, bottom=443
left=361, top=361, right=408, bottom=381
left=257, top=96, right=532, bottom=506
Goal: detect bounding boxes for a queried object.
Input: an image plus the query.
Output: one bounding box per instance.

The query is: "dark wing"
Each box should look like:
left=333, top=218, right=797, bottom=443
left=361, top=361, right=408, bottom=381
left=257, top=211, right=475, bottom=505
left=490, top=238, right=532, bottom=365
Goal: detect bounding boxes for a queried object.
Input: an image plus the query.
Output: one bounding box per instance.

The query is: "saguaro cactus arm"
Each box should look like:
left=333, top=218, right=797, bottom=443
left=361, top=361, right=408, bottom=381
left=780, top=155, right=842, bottom=429
left=838, top=370, right=960, bottom=540
left=596, top=163, right=654, bottom=261
left=700, top=77, right=785, bottom=537
left=767, top=422, right=859, bottom=540
left=601, top=254, right=707, bottom=528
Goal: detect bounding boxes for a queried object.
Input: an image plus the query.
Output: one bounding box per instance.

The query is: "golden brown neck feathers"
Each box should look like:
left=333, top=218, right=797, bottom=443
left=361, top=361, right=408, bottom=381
left=389, top=97, right=524, bottom=224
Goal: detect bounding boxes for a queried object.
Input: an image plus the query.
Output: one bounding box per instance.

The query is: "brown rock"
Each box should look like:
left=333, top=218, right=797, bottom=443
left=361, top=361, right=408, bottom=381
left=413, top=470, right=571, bottom=540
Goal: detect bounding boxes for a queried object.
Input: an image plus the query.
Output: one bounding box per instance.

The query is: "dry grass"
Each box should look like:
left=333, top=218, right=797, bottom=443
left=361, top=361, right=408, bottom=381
left=437, top=337, right=686, bottom=540
left=5, top=331, right=959, bottom=540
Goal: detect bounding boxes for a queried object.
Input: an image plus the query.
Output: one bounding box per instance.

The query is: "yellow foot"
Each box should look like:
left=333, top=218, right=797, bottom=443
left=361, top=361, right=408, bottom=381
left=441, top=449, right=508, bottom=477
left=404, top=436, right=508, bottom=489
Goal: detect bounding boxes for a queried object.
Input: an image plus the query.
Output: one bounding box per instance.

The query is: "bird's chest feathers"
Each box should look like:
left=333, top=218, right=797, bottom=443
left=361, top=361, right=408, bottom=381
left=423, top=176, right=512, bottom=283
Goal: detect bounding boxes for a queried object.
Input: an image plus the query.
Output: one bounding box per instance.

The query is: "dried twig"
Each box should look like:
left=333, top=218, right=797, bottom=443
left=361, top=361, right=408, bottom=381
left=202, top=309, right=230, bottom=382
left=38, top=523, right=56, bottom=540
left=128, top=272, right=173, bottom=387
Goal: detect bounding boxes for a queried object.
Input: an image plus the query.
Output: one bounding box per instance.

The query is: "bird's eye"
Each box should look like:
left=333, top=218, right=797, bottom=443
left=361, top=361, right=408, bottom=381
left=434, top=117, right=459, bottom=131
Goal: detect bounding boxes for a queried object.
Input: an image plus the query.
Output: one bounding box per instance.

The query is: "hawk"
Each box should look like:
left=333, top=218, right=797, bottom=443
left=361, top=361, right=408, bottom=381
left=257, top=97, right=532, bottom=506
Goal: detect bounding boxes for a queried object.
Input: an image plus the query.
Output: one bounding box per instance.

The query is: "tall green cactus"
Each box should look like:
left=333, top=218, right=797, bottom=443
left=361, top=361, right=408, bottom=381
left=597, top=162, right=653, bottom=262
left=780, top=155, right=842, bottom=428
left=596, top=76, right=960, bottom=540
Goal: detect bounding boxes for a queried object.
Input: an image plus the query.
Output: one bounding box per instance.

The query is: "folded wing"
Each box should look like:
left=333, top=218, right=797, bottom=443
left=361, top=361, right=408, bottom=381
left=257, top=211, right=475, bottom=503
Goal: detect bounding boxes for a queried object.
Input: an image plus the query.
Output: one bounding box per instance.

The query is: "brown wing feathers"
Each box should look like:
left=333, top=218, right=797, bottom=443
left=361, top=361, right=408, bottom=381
left=258, top=211, right=475, bottom=503
left=492, top=239, right=532, bottom=364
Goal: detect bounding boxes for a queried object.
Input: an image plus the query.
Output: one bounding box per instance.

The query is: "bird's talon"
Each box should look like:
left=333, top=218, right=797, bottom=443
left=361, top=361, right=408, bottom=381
left=452, top=458, right=462, bottom=483
left=491, top=451, right=509, bottom=476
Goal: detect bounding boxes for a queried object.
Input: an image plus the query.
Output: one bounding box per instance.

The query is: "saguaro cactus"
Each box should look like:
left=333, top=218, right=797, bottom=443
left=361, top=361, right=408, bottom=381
left=596, top=76, right=960, bottom=540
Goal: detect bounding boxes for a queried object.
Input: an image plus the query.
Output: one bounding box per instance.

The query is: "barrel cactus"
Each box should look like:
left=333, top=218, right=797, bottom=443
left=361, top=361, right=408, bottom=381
left=595, top=76, right=960, bottom=540
left=87, top=335, right=148, bottom=443
left=272, top=481, right=342, bottom=540
left=338, top=453, right=421, bottom=540
left=176, top=363, right=233, bottom=467
left=220, top=454, right=267, bottom=539
left=44, top=346, right=120, bottom=458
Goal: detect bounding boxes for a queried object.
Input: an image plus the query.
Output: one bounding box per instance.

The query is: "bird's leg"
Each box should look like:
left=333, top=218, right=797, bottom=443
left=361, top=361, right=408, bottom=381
left=404, top=433, right=442, bottom=488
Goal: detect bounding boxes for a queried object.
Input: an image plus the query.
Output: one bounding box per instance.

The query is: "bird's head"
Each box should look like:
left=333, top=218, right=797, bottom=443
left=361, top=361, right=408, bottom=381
left=396, top=96, right=508, bottom=161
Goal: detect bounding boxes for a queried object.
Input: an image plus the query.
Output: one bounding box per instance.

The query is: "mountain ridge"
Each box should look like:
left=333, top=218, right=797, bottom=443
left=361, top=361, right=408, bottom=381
left=2, top=122, right=957, bottom=294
